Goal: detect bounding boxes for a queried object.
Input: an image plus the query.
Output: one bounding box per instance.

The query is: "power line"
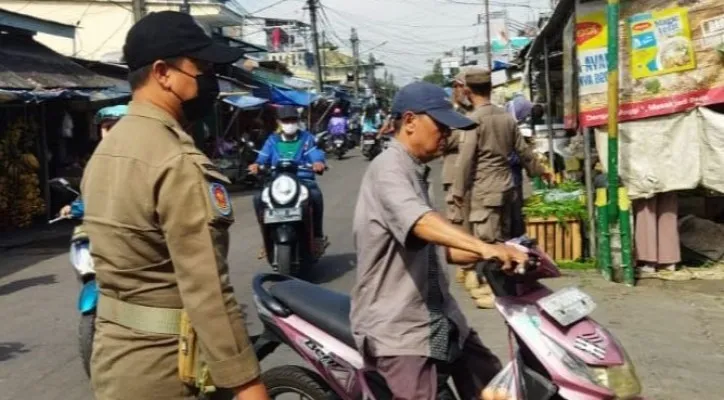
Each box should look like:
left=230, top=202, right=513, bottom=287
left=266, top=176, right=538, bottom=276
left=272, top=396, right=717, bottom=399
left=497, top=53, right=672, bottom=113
left=249, top=0, right=293, bottom=15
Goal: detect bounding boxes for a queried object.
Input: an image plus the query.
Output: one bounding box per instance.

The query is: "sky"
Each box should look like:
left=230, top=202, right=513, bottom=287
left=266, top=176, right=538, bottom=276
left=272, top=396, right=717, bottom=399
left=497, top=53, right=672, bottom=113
left=237, top=0, right=553, bottom=85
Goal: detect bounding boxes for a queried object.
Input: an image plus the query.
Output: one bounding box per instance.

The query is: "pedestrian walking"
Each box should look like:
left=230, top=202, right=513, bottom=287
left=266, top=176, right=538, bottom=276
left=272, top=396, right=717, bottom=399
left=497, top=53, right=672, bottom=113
left=80, top=11, right=268, bottom=400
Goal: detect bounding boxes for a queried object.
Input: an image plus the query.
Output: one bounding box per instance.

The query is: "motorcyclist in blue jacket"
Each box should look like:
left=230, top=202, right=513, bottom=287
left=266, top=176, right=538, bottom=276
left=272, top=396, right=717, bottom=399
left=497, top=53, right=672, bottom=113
left=59, top=105, right=128, bottom=219
left=249, top=105, right=328, bottom=255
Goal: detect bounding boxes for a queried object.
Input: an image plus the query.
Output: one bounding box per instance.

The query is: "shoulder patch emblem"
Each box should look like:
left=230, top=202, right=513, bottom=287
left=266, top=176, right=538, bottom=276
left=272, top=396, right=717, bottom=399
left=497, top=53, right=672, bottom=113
left=209, top=182, right=232, bottom=216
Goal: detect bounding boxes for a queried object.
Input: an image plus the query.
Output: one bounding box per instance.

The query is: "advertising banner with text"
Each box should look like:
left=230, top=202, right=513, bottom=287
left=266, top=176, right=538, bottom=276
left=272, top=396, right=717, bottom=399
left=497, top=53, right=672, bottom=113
left=575, top=0, right=724, bottom=127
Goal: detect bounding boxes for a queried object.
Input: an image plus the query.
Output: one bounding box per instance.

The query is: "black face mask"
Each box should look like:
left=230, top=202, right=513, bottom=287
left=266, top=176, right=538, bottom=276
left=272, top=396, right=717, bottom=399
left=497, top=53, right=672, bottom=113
left=172, top=67, right=219, bottom=122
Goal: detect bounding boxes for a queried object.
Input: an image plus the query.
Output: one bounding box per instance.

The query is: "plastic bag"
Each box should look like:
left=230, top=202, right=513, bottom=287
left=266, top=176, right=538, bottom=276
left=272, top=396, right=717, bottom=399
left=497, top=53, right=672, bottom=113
left=480, top=361, right=520, bottom=400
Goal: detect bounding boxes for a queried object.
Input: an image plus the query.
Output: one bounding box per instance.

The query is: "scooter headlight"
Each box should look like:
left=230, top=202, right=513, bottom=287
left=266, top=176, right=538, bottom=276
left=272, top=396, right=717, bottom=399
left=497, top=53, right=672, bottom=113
left=589, top=329, right=642, bottom=400
left=270, top=175, right=298, bottom=205
left=541, top=332, right=642, bottom=399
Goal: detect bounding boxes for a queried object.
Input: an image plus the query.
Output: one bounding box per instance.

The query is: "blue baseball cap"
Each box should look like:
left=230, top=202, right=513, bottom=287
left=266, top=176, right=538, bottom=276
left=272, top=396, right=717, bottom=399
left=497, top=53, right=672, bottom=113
left=391, top=82, right=477, bottom=130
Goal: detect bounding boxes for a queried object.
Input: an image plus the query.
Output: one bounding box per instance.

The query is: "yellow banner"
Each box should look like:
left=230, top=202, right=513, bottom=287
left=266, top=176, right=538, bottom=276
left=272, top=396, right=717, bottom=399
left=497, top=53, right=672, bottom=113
left=576, top=8, right=607, bottom=51
left=629, top=7, right=695, bottom=79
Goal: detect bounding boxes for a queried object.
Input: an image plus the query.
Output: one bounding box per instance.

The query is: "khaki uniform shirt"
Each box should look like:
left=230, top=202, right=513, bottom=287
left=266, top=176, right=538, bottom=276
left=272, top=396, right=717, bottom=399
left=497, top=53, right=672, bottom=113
left=441, top=105, right=473, bottom=188
left=81, top=101, right=259, bottom=389
left=452, top=104, right=544, bottom=221
left=350, top=139, right=469, bottom=361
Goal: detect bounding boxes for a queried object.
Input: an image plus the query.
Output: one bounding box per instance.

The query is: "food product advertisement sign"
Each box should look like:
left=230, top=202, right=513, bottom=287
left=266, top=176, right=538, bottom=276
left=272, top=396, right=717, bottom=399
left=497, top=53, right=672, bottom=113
left=629, top=8, right=695, bottom=79
left=576, top=3, right=608, bottom=98
left=575, top=0, right=724, bottom=128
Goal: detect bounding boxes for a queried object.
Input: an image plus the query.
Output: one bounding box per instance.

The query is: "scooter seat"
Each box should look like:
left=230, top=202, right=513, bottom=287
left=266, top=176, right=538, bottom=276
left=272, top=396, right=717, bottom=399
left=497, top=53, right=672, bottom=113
left=269, top=279, right=355, bottom=348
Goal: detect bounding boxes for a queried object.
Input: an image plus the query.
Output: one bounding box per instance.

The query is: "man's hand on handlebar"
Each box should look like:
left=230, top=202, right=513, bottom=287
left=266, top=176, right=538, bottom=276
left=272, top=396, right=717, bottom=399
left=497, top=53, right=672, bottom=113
left=312, top=162, right=326, bottom=174
left=477, top=242, right=528, bottom=274
left=59, top=205, right=72, bottom=218
left=248, top=163, right=259, bottom=175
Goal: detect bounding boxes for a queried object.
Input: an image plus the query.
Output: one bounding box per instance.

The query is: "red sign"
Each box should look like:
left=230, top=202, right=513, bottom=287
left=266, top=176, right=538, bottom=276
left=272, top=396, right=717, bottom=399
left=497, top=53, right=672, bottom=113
left=632, top=22, right=652, bottom=31
left=576, top=22, right=602, bottom=46
left=578, top=87, right=724, bottom=127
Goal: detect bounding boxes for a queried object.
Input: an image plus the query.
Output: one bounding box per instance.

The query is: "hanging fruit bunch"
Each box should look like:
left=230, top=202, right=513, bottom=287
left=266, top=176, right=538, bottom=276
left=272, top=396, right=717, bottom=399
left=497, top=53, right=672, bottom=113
left=0, top=118, right=45, bottom=230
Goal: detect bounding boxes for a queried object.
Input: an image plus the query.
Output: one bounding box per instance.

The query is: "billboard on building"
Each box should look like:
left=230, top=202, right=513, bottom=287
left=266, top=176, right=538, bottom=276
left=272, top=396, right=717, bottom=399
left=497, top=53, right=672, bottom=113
left=575, top=0, right=724, bottom=128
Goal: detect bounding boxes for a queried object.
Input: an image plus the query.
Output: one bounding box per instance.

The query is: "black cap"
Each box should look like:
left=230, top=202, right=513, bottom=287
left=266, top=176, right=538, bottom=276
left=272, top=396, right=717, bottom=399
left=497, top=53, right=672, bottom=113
left=123, top=11, right=244, bottom=71
left=276, top=105, right=300, bottom=120
left=392, top=82, right=477, bottom=130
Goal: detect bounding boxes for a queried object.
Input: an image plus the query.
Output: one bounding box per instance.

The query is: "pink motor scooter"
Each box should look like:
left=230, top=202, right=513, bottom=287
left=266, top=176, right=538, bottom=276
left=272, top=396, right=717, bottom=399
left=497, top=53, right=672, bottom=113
left=250, top=236, right=646, bottom=399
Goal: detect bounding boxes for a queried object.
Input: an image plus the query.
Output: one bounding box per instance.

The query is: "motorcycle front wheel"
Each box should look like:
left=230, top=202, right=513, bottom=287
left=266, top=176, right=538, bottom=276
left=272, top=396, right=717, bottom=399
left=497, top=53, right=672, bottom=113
left=262, top=365, right=335, bottom=400
left=79, top=312, right=95, bottom=377
left=275, top=243, right=293, bottom=276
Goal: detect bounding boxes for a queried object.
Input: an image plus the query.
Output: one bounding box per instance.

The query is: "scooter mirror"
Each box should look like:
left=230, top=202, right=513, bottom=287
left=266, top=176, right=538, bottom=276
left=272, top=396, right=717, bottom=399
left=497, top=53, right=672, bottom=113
left=49, top=177, right=71, bottom=187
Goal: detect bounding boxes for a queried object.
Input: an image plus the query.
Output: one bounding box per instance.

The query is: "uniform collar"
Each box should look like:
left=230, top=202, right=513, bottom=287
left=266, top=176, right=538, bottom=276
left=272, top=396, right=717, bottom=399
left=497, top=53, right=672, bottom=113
left=126, top=101, right=194, bottom=145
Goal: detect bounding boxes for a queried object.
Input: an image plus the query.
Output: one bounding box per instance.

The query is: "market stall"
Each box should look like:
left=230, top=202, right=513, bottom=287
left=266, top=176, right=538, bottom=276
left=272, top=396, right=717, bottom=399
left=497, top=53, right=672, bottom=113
left=526, top=0, right=724, bottom=284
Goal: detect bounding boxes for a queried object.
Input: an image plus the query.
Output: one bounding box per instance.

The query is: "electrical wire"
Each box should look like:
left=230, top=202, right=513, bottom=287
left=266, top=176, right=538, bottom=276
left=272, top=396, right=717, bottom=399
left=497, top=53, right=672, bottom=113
left=248, top=0, right=294, bottom=16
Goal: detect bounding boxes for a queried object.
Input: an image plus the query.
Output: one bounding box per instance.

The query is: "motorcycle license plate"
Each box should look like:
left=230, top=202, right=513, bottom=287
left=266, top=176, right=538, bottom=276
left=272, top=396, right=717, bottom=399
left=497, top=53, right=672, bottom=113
left=537, top=287, right=596, bottom=327
left=363, top=139, right=376, bottom=144
left=264, top=207, right=303, bottom=223
left=334, top=140, right=344, bottom=145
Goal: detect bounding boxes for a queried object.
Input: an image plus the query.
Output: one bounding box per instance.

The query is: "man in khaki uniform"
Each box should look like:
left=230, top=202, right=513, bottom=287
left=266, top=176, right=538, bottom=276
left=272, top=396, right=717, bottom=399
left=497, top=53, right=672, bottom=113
left=81, top=12, right=268, bottom=400
left=442, top=71, right=474, bottom=229
left=452, top=67, right=546, bottom=306
left=442, top=72, right=474, bottom=284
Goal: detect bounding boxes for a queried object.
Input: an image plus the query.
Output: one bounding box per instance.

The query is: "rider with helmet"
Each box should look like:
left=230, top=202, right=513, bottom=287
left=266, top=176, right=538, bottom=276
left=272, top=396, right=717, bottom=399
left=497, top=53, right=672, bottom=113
left=59, top=104, right=128, bottom=218
left=327, top=107, right=349, bottom=142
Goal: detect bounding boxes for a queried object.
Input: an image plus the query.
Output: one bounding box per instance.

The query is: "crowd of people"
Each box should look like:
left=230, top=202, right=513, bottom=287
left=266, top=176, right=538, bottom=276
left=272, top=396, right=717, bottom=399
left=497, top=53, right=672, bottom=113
left=70, top=10, right=553, bottom=400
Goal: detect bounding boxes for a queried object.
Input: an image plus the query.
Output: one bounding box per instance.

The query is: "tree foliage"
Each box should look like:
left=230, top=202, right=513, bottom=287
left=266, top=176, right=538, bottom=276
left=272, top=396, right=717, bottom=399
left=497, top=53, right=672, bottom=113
left=422, top=59, right=445, bottom=86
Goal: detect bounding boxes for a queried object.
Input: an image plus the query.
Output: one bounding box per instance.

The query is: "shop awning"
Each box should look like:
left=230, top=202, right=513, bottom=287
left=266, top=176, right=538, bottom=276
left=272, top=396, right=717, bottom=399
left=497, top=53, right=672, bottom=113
left=0, top=87, right=130, bottom=104
left=252, top=83, right=319, bottom=107
left=268, top=86, right=318, bottom=107
left=0, top=34, right=118, bottom=90
left=526, top=0, right=574, bottom=60
left=222, top=95, right=268, bottom=109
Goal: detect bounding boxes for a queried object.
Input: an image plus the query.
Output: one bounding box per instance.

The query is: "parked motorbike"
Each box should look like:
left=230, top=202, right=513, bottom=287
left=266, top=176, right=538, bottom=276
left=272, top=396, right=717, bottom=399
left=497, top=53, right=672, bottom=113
left=360, top=133, right=380, bottom=160
left=48, top=178, right=96, bottom=378
left=255, top=160, right=326, bottom=276
left=250, top=236, right=645, bottom=399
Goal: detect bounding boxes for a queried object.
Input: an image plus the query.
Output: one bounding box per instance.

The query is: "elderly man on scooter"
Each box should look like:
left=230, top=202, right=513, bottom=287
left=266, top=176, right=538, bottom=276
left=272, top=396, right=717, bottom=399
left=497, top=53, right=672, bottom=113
left=350, top=82, right=529, bottom=399
left=249, top=105, right=329, bottom=256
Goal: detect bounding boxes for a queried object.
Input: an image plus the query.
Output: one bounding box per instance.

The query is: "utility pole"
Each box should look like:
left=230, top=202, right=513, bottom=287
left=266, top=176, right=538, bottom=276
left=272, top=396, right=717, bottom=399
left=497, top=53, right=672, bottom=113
left=132, top=0, right=146, bottom=22
left=180, top=0, right=190, bottom=14
left=307, top=0, right=324, bottom=93
left=351, top=27, right=360, bottom=100
left=321, top=31, right=327, bottom=80
left=484, top=0, right=492, bottom=70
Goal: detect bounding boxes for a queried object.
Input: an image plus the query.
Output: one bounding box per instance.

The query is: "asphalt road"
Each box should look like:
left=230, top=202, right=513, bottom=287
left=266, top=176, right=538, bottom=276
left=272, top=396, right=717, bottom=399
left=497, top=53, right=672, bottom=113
left=1, top=151, right=723, bottom=400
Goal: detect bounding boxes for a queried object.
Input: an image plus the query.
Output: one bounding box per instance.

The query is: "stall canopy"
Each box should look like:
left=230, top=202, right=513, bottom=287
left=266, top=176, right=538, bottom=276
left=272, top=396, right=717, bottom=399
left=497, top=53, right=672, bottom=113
left=254, top=85, right=318, bottom=107
left=222, top=95, right=268, bottom=109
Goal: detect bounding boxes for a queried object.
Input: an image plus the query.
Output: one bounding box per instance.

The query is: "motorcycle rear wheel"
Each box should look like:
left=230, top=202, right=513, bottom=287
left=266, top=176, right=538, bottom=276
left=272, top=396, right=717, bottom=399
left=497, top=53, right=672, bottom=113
left=79, top=312, right=95, bottom=377
left=262, top=365, right=336, bottom=400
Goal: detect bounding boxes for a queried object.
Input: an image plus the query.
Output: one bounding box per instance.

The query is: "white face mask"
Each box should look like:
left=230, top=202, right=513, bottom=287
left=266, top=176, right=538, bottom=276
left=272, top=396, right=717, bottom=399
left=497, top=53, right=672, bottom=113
left=280, top=123, right=299, bottom=135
